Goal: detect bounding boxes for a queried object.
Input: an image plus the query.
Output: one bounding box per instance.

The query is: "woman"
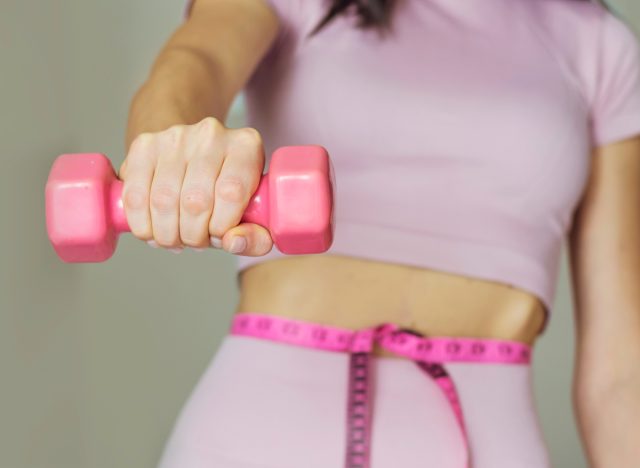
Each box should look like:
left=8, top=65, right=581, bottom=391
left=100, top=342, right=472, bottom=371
left=120, top=0, right=640, bottom=466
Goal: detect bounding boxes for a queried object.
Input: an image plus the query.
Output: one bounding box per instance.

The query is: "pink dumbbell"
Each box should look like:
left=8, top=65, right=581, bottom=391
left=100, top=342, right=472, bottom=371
left=46, top=145, right=335, bottom=262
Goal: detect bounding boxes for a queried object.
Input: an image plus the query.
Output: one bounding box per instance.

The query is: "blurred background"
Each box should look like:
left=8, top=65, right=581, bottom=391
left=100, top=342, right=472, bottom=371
left=2, top=1, right=638, bottom=467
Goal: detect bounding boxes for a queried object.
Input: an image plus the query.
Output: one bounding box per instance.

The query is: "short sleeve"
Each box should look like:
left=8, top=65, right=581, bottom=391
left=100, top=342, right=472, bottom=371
left=591, top=12, right=640, bottom=146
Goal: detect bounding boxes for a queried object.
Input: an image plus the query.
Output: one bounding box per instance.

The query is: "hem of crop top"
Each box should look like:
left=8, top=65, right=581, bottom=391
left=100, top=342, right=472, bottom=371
left=236, top=220, right=555, bottom=331
left=237, top=220, right=557, bottom=333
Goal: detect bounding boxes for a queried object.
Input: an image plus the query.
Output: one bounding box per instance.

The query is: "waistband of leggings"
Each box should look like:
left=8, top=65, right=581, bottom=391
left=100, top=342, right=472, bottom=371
left=229, top=312, right=531, bottom=364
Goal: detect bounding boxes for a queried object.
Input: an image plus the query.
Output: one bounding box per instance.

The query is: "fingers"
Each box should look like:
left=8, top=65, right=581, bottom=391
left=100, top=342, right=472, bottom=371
left=122, top=133, right=157, bottom=241
left=221, top=223, right=274, bottom=257
left=149, top=126, right=188, bottom=248
left=209, top=127, right=265, bottom=240
left=179, top=119, right=224, bottom=249
left=179, top=156, right=217, bottom=248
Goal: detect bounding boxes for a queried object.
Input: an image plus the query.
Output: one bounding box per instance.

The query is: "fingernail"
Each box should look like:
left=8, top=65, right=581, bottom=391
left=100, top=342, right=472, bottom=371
left=229, top=236, right=247, bottom=254
left=192, top=247, right=206, bottom=252
left=210, top=236, right=223, bottom=249
left=169, top=247, right=183, bottom=254
left=147, top=240, right=159, bottom=248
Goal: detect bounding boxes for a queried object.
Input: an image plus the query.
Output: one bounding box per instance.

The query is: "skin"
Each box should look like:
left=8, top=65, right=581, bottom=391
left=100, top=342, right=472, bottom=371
left=568, top=135, right=640, bottom=467
left=122, top=0, right=640, bottom=465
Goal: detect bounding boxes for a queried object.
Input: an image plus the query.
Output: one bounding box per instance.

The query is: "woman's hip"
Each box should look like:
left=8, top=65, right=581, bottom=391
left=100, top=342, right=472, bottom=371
left=157, top=328, right=550, bottom=468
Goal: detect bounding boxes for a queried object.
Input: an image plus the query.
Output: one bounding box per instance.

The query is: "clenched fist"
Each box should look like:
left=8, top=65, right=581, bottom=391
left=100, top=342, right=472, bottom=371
left=119, top=117, right=273, bottom=256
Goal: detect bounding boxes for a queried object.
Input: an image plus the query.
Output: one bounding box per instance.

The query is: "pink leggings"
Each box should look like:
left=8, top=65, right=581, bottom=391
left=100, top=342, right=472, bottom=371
left=157, top=313, right=551, bottom=467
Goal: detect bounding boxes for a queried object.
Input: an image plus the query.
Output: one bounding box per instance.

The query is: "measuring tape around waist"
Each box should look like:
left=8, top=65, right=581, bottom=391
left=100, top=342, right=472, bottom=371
left=230, top=312, right=531, bottom=468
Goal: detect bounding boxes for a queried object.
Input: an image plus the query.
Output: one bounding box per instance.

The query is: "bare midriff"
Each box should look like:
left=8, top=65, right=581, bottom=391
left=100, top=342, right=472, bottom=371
left=236, top=255, right=546, bottom=358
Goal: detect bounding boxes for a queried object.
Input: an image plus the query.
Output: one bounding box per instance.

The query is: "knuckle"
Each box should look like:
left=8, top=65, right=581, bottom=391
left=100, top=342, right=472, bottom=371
left=208, top=222, right=226, bottom=240
left=123, top=186, right=148, bottom=211
left=200, top=116, right=224, bottom=137
left=155, top=237, right=177, bottom=248
left=164, top=124, right=187, bottom=145
left=130, top=226, right=152, bottom=241
left=130, top=132, right=154, bottom=152
left=150, top=184, right=180, bottom=213
left=180, top=233, right=206, bottom=247
left=215, top=176, right=247, bottom=204
left=235, top=127, right=262, bottom=147
left=181, top=186, right=212, bottom=215
left=152, top=227, right=179, bottom=247
left=200, top=117, right=226, bottom=141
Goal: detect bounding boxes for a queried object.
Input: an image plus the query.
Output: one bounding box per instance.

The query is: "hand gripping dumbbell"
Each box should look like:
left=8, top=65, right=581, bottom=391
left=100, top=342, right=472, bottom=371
left=46, top=145, right=335, bottom=262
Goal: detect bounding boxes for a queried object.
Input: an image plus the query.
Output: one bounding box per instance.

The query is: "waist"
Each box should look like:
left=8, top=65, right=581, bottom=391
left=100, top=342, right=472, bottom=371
left=235, top=255, right=546, bottom=356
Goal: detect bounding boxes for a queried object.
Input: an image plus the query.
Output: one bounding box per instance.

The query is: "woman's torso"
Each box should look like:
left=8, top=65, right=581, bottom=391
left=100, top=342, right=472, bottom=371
left=235, top=0, right=610, bottom=351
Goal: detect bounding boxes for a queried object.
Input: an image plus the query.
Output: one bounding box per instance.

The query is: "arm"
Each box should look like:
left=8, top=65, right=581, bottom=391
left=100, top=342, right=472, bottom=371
left=568, top=136, right=640, bottom=467
left=119, top=0, right=280, bottom=255
left=125, top=0, right=279, bottom=148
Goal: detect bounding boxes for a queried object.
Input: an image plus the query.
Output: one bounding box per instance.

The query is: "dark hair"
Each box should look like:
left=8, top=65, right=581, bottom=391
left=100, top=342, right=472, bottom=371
left=310, top=0, right=394, bottom=36
left=311, top=0, right=609, bottom=36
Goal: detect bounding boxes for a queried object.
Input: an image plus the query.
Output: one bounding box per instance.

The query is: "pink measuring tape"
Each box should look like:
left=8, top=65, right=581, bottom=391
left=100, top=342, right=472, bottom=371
left=230, top=312, right=531, bottom=468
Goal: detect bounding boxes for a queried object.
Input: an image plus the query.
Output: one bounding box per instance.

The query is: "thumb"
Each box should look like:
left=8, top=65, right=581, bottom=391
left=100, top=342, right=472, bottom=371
left=220, top=223, right=274, bottom=257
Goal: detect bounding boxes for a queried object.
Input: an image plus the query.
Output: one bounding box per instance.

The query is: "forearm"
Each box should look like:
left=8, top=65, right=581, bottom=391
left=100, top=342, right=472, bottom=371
left=126, top=45, right=233, bottom=148
left=575, top=364, right=640, bottom=467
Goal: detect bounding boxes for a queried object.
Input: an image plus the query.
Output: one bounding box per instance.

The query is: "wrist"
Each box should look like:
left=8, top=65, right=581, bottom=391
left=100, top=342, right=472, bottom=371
left=126, top=49, right=231, bottom=147
left=126, top=84, right=192, bottom=145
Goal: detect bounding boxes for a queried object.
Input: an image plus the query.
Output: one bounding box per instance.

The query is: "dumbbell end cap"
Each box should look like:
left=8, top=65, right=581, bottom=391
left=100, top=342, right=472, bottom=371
left=46, top=153, right=119, bottom=262
left=269, top=145, right=335, bottom=254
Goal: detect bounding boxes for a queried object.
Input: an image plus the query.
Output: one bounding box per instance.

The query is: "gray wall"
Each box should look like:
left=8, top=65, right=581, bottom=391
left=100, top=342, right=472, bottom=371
left=2, top=1, right=638, bottom=466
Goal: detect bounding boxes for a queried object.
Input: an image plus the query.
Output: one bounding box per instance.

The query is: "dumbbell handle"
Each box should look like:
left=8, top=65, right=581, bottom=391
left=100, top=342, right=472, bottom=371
left=105, top=177, right=269, bottom=234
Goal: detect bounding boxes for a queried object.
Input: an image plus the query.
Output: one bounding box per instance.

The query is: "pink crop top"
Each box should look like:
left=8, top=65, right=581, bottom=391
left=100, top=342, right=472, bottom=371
left=188, top=0, right=640, bottom=320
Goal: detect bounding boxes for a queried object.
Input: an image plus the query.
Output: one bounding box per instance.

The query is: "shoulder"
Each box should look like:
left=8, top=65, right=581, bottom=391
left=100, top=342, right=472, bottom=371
left=530, top=0, right=637, bottom=47
left=532, top=0, right=608, bottom=25
left=527, top=1, right=640, bottom=106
